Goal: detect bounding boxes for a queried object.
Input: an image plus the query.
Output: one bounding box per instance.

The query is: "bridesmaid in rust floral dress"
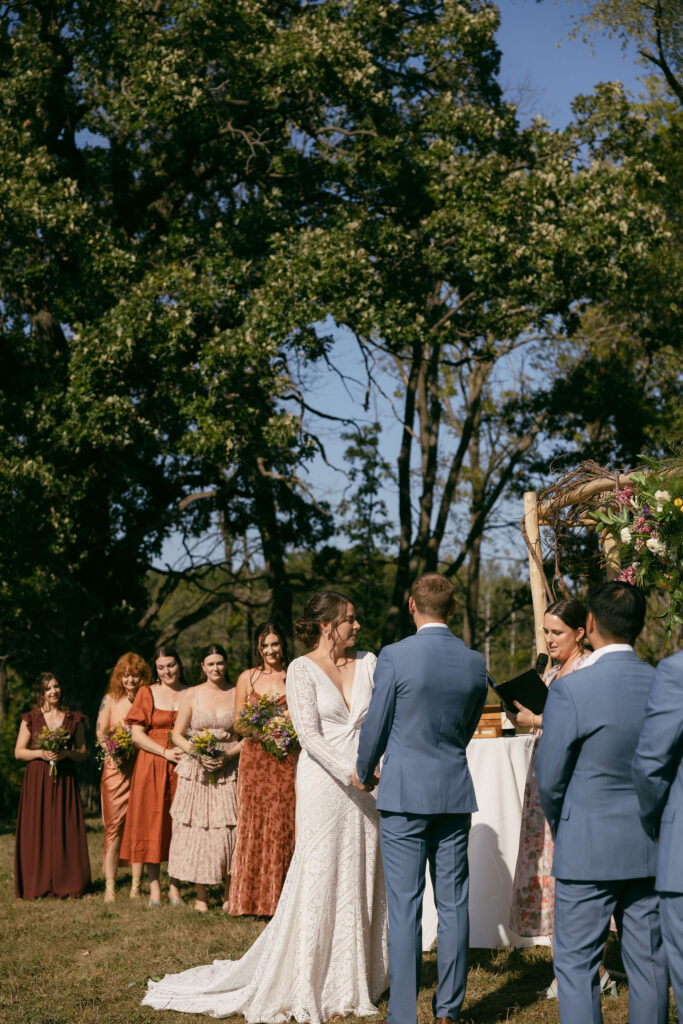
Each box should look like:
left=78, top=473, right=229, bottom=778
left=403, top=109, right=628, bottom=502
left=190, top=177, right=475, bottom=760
left=96, top=652, right=151, bottom=903
left=229, top=623, right=297, bottom=917
left=14, top=673, right=90, bottom=899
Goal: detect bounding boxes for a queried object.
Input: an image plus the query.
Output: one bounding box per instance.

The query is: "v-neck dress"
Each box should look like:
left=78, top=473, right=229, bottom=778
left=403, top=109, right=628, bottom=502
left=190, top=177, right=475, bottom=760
left=143, top=650, right=389, bottom=1022
left=14, top=709, right=91, bottom=899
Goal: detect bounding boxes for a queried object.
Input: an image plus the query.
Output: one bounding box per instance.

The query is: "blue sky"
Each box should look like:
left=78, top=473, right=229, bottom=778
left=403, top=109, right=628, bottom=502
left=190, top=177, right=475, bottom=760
left=496, top=0, right=642, bottom=128
left=158, top=2, right=648, bottom=573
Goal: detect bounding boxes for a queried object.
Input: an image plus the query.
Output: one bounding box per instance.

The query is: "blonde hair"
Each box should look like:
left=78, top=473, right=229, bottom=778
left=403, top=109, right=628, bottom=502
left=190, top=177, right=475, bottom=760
left=106, top=652, right=152, bottom=700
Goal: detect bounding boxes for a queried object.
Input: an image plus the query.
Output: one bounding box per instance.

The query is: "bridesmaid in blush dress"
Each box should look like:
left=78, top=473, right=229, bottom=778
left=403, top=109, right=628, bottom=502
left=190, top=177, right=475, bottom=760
left=168, top=643, right=243, bottom=912
left=120, top=645, right=188, bottom=907
left=96, top=651, right=151, bottom=903
left=14, top=672, right=91, bottom=899
left=229, top=623, right=296, bottom=917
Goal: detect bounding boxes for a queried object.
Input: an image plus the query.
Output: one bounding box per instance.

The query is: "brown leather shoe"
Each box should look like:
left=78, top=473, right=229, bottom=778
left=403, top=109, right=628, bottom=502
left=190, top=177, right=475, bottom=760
left=436, top=1018, right=454, bottom=1024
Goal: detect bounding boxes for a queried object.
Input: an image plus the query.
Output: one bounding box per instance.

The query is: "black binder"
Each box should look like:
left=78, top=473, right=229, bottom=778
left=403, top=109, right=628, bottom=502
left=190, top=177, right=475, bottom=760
left=492, top=669, right=548, bottom=716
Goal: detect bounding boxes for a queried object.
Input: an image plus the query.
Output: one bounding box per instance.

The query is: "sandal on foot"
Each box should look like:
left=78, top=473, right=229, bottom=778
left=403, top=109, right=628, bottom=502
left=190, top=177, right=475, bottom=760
left=104, top=880, right=116, bottom=904
left=130, top=880, right=141, bottom=900
left=194, top=900, right=208, bottom=913
left=169, top=896, right=184, bottom=907
left=147, top=897, right=161, bottom=908
left=537, top=978, right=558, bottom=999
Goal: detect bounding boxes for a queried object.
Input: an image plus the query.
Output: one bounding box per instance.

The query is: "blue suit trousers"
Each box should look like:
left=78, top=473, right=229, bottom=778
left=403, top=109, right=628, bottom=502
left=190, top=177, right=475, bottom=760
left=660, top=892, right=683, bottom=1015
left=553, top=877, right=668, bottom=1024
left=379, top=811, right=471, bottom=1024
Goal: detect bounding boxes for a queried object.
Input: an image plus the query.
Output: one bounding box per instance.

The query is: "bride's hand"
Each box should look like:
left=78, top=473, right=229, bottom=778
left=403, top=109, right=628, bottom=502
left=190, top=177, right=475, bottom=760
left=350, top=769, right=371, bottom=792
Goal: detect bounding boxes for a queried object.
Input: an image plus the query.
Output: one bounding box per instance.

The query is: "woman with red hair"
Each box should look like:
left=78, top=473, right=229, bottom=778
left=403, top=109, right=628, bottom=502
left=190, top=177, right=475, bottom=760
left=96, top=652, right=151, bottom=903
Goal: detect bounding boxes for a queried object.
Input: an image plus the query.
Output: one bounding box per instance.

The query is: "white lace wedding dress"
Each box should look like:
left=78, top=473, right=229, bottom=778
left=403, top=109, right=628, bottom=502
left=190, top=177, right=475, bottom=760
left=143, top=650, right=389, bottom=1022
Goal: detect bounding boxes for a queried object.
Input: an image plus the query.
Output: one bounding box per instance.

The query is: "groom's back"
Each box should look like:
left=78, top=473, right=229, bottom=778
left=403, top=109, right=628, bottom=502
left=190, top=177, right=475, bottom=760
left=376, top=627, right=487, bottom=814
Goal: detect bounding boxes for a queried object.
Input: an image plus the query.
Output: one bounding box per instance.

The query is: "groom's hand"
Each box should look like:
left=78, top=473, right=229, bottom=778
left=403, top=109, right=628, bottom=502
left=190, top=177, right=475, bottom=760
left=351, top=769, right=372, bottom=792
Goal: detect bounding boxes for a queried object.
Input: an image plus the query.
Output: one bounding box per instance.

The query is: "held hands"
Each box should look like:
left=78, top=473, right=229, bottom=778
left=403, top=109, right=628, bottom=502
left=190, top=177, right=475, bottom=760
left=351, top=769, right=379, bottom=793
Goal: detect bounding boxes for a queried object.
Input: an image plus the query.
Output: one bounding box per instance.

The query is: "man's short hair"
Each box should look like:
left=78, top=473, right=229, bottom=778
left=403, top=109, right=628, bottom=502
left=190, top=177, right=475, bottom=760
left=411, top=573, right=455, bottom=620
left=587, top=581, right=646, bottom=645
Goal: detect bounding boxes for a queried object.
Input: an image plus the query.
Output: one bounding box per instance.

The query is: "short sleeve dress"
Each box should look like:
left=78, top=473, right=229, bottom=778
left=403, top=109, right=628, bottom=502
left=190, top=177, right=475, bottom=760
left=14, top=709, right=91, bottom=899
left=120, top=686, right=178, bottom=864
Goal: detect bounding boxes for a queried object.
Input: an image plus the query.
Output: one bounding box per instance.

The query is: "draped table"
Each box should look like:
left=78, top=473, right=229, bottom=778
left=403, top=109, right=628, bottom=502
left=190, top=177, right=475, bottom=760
left=421, top=734, right=550, bottom=949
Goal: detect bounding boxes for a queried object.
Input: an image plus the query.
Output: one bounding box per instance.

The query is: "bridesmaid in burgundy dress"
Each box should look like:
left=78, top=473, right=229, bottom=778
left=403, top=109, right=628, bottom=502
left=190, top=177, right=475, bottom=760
left=229, top=623, right=297, bottom=917
left=14, top=672, right=91, bottom=899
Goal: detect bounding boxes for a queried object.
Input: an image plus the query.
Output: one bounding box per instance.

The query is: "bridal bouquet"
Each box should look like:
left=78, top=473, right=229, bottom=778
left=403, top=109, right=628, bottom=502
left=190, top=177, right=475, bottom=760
left=261, top=712, right=300, bottom=761
left=189, top=728, right=223, bottom=783
left=36, top=725, right=71, bottom=780
left=97, top=723, right=135, bottom=770
left=236, top=694, right=299, bottom=760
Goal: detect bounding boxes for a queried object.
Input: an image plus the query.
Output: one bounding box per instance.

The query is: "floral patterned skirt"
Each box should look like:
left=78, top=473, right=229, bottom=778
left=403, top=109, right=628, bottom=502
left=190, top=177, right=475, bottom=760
left=509, top=737, right=555, bottom=937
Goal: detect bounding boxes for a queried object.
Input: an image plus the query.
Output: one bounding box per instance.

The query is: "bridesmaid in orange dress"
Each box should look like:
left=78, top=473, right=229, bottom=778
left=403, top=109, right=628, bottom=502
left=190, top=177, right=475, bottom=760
left=120, top=645, right=188, bottom=907
left=229, top=623, right=297, bottom=917
left=96, top=652, right=151, bottom=903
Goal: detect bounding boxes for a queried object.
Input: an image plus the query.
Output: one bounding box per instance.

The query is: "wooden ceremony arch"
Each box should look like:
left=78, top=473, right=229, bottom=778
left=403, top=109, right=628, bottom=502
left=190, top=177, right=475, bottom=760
left=521, top=465, right=646, bottom=657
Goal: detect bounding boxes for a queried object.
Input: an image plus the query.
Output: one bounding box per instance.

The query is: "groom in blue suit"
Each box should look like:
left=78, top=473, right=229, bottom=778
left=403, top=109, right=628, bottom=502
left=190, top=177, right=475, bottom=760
left=355, top=573, right=488, bottom=1024
left=633, top=648, right=683, bottom=1014
left=535, top=581, right=669, bottom=1024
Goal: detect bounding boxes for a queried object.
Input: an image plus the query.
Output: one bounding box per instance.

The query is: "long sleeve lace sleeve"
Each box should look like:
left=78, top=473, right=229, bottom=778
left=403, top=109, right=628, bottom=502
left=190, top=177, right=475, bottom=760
left=287, top=659, right=355, bottom=786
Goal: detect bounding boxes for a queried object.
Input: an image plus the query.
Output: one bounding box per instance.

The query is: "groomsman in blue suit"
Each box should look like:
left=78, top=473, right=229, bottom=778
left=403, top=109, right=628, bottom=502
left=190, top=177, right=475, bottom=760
left=633, top=648, right=683, bottom=1013
left=535, top=581, right=669, bottom=1024
left=355, top=573, right=488, bottom=1024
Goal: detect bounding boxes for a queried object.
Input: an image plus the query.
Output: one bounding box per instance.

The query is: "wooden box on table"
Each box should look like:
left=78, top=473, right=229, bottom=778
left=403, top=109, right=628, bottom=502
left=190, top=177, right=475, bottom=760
left=472, top=704, right=503, bottom=739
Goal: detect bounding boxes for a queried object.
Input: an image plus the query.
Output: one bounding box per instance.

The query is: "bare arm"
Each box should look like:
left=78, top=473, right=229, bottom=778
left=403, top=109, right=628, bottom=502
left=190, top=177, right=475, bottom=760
left=14, top=720, right=46, bottom=763
left=63, top=720, right=87, bottom=762
left=95, top=695, right=112, bottom=747
left=233, top=669, right=255, bottom=719
left=131, top=722, right=182, bottom=764
left=171, top=691, right=194, bottom=753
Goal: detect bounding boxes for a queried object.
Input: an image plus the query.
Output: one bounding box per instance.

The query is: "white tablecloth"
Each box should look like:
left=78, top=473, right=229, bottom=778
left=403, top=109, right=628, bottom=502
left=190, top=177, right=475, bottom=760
left=421, top=735, right=550, bottom=949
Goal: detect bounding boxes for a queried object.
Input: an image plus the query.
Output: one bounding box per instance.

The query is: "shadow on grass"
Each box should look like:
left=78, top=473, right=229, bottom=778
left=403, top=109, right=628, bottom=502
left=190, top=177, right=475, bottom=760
left=418, top=949, right=554, bottom=1022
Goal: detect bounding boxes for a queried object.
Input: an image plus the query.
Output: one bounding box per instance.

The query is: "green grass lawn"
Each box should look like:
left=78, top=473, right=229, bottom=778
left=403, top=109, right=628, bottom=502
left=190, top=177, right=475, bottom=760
left=0, top=819, right=677, bottom=1024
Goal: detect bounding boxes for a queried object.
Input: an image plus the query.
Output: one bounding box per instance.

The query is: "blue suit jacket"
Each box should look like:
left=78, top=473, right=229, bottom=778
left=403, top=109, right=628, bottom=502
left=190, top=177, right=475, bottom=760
left=355, top=625, right=487, bottom=814
left=632, top=649, right=683, bottom=893
left=535, top=650, right=658, bottom=881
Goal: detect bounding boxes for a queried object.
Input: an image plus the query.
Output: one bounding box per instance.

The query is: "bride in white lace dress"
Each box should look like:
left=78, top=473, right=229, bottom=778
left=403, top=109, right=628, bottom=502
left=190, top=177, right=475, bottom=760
left=143, top=591, right=389, bottom=1022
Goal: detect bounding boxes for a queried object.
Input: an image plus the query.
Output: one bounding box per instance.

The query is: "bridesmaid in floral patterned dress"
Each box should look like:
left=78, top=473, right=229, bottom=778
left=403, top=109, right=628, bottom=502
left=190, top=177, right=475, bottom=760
left=508, top=598, right=602, bottom=998
left=228, top=623, right=297, bottom=917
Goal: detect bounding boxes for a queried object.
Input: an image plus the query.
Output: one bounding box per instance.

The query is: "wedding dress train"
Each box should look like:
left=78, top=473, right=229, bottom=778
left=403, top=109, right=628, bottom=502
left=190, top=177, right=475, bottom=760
left=143, top=650, right=389, bottom=1022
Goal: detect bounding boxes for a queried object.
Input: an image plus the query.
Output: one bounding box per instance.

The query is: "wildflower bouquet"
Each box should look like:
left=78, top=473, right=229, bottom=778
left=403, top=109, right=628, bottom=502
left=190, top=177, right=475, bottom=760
left=236, top=693, right=299, bottom=760
left=261, top=712, right=300, bottom=761
left=593, top=464, right=683, bottom=636
left=97, top=723, right=135, bottom=770
left=189, top=728, right=223, bottom=783
left=36, top=725, right=71, bottom=780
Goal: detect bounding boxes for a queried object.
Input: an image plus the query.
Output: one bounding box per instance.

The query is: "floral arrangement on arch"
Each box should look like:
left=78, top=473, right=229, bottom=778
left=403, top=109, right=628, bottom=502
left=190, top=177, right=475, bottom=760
left=593, top=467, right=683, bottom=636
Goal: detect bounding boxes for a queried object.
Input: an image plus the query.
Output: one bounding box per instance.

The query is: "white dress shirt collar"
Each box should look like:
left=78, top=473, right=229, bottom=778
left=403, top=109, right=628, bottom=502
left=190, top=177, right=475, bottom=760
left=417, top=622, right=449, bottom=631
left=582, top=643, right=634, bottom=667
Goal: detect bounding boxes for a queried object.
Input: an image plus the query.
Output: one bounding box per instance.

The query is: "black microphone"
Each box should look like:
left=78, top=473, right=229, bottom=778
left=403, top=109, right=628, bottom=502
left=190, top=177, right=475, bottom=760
left=535, top=652, right=549, bottom=676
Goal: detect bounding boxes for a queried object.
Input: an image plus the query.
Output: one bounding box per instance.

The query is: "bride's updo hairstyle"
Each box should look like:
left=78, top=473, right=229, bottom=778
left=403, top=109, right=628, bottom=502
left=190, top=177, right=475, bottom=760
left=295, top=590, right=353, bottom=649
